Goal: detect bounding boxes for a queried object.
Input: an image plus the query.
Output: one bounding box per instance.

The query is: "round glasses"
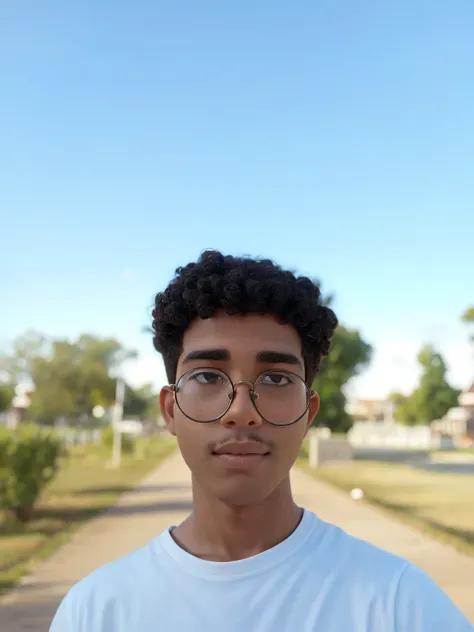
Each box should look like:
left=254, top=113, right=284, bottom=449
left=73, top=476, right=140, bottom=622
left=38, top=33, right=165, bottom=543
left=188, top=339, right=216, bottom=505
left=170, top=368, right=311, bottom=426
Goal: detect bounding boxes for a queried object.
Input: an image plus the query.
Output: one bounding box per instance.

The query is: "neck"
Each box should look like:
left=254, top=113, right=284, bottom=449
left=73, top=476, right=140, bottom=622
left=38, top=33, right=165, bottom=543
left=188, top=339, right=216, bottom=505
left=172, top=476, right=303, bottom=562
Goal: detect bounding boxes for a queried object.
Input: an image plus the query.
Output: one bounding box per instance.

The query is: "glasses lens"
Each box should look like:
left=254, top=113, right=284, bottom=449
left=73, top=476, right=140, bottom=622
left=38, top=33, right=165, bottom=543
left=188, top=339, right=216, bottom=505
left=254, top=371, right=309, bottom=425
left=175, top=369, right=232, bottom=422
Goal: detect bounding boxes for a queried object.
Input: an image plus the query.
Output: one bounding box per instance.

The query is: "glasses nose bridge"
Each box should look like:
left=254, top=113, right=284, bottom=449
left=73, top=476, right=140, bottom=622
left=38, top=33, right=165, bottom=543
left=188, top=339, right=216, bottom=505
left=230, top=379, right=257, bottom=401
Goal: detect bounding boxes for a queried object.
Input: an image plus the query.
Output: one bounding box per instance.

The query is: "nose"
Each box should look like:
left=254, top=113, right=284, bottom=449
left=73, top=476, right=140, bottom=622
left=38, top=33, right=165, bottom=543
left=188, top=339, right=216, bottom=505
left=219, top=381, right=263, bottom=428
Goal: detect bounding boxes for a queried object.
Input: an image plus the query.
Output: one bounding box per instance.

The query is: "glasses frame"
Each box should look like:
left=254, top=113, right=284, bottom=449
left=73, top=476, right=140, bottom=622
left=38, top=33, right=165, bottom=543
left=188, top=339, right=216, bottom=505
left=169, top=366, right=313, bottom=426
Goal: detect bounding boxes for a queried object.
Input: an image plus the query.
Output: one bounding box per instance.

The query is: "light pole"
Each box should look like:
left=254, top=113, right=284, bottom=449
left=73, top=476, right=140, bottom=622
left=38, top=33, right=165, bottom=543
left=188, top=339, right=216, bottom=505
left=111, top=377, right=125, bottom=468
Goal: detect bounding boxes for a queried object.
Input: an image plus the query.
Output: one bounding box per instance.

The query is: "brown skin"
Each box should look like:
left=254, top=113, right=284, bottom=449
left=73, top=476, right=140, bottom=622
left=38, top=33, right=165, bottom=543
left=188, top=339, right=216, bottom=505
left=160, top=311, right=320, bottom=562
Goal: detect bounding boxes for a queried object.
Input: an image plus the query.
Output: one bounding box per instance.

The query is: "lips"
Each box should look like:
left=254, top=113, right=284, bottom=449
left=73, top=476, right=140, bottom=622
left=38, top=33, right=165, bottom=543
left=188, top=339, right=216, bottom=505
left=213, top=441, right=270, bottom=456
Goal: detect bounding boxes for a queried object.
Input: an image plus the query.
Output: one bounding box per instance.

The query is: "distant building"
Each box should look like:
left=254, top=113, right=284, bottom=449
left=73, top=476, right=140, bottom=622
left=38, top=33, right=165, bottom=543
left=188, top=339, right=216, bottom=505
left=4, top=385, right=32, bottom=429
left=459, top=380, right=474, bottom=413
left=349, top=420, right=434, bottom=450
left=346, top=399, right=393, bottom=423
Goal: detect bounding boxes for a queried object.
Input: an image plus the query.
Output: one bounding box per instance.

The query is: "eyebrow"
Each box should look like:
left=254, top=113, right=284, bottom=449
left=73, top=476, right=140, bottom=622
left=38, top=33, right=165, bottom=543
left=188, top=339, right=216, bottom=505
left=256, top=351, right=303, bottom=368
left=182, top=349, right=230, bottom=363
left=182, top=348, right=303, bottom=368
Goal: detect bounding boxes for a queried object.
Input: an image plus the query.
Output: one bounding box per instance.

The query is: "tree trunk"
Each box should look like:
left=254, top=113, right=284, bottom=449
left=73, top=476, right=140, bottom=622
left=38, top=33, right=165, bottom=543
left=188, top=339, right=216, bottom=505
left=15, top=503, right=35, bottom=522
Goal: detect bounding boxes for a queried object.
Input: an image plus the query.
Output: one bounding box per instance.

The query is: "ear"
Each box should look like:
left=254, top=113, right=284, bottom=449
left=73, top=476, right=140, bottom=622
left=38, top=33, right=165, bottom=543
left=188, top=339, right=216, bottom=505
left=160, top=386, right=177, bottom=436
left=304, top=391, right=320, bottom=434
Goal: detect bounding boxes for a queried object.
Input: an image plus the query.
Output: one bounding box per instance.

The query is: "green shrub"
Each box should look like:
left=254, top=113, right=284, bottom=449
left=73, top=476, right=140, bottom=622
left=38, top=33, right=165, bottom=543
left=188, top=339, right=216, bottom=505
left=0, top=423, right=62, bottom=522
left=101, top=425, right=135, bottom=454
left=0, top=383, right=14, bottom=413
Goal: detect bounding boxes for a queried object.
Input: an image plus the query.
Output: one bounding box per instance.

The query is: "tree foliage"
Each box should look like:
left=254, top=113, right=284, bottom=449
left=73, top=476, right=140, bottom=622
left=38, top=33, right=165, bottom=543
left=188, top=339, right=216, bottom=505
left=313, top=326, right=372, bottom=432
left=2, top=332, right=137, bottom=425
left=462, top=306, right=474, bottom=344
left=391, top=345, right=459, bottom=425
left=124, top=383, right=160, bottom=420
left=389, top=391, right=422, bottom=426
left=29, top=335, right=136, bottom=424
left=0, top=330, right=47, bottom=387
left=462, top=306, right=474, bottom=322
left=0, top=383, right=14, bottom=413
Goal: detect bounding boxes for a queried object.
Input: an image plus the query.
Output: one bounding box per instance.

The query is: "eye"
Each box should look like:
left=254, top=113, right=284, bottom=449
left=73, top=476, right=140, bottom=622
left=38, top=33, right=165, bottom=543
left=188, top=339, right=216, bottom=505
left=191, top=371, right=226, bottom=385
left=260, top=372, right=291, bottom=386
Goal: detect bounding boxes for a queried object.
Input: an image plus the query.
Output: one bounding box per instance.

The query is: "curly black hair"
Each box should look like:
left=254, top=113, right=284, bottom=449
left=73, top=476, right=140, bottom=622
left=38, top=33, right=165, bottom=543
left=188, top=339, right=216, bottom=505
left=152, top=250, right=338, bottom=386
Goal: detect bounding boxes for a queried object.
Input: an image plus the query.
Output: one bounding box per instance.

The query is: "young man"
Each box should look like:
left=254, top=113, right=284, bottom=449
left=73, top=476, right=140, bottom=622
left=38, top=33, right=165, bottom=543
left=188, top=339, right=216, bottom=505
left=50, top=251, right=472, bottom=631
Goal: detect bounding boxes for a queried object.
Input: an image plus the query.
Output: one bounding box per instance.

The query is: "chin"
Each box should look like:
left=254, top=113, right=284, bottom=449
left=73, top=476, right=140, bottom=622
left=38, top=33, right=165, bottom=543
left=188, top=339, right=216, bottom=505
left=217, top=490, right=268, bottom=508
left=211, top=479, right=280, bottom=508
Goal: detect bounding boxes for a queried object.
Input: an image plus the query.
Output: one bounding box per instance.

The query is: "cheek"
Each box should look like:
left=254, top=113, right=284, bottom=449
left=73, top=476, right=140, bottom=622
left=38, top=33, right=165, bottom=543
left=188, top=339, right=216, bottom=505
left=276, top=422, right=308, bottom=460
left=173, top=415, right=210, bottom=467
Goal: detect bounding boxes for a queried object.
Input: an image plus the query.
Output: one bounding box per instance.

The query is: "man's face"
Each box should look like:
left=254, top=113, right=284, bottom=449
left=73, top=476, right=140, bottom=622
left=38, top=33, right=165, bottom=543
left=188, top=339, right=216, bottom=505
left=160, top=311, right=320, bottom=506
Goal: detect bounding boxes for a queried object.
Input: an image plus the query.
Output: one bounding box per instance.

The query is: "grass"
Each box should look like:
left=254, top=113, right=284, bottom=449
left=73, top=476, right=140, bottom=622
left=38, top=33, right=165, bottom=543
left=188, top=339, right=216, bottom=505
left=0, top=435, right=177, bottom=596
left=299, top=459, right=474, bottom=557
left=432, top=447, right=474, bottom=457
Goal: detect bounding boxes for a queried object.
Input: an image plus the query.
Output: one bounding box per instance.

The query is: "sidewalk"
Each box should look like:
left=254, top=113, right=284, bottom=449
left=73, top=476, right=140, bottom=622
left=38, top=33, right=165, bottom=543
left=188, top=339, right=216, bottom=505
left=1, top=450, right=473, bottom=629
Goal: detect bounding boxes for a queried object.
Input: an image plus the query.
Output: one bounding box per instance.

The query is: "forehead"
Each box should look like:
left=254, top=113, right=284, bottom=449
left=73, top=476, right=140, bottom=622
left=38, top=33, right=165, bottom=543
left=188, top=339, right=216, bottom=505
left=179, top=311, right=302, bottom=362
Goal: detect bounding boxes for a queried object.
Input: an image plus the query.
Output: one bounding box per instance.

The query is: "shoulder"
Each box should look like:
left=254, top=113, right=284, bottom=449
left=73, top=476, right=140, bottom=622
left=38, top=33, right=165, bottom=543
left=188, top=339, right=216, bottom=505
left=309, top=515, right=409, bottom=585
left=75, top=539, right=154, bottom=592
left=305, top=515, right=472, bottom=629
left=394, top=564, right=472, bottom=630
left=50, top=540, right=160, bottom=631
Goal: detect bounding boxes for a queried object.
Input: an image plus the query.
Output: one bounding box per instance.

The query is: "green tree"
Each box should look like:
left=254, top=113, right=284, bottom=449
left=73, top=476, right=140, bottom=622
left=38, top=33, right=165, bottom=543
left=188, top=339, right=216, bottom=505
left=391, top=345, right=459, bottom=425
left=124, top=383, right=160, bottom=420
left=0, top=330, right=46, bottom=386
left=313, top=326, right=372, bottom=432
left=462, top=306, right=474, bottom=344
left=416, top=345, right=460, bottom=422
left=389, top=391, right=421, bottom=426
left=0, top=383, right=14, bottom=413
left=26, top=335, right=136, bottom=424
left=124, top=384, right=148, bottom=418
left=141, top=384, right=161, bottom=420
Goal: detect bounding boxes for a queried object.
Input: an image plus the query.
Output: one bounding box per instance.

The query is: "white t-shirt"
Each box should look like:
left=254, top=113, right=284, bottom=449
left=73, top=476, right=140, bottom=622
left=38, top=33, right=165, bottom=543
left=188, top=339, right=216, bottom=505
left=49, top=510, right=472, bottom=631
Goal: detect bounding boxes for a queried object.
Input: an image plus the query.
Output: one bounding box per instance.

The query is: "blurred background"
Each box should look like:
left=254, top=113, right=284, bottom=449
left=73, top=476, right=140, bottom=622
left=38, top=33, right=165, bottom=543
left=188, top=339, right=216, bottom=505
left=1, top=0, right=473, bottom=624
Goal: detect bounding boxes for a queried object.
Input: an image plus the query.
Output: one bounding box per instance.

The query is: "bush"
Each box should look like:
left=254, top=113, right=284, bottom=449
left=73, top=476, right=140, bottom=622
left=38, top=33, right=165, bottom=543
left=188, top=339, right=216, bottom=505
left=101, top=425, right=135, bottom=454
left=0, top=383, right=14, bottom=413
left=0, top=423, right=62, bottom=522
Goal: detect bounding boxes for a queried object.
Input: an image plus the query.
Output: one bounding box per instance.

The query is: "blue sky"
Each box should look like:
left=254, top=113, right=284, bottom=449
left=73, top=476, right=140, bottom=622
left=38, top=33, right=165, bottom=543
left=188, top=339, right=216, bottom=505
left=2, top=1, right=473, bottom=400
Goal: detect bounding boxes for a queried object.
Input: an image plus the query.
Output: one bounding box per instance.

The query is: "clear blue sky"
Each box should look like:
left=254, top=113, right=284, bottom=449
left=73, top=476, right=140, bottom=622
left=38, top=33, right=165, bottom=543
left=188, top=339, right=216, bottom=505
left=2, top=1, right=473, bottom=398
